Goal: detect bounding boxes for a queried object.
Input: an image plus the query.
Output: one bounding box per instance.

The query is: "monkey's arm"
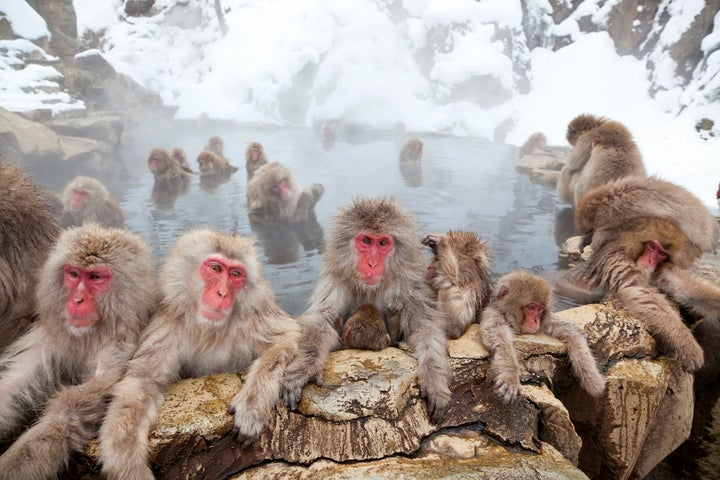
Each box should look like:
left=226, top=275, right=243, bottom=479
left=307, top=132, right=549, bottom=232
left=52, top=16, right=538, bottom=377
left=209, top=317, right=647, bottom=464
left=280, top=284, right=348, bottom=409
left=615, top=285, right=704, bottom=372
left=480, top=308, right=522, bottom=403
left=544, top=317, right=605, bottom=396
left=654, top=267, right=720, bottom=319
left=404, top=298, right=452, bottom=423
left=99, top=322, right=184, bottom=480
left=229, top=320, right=300, bottom=447
left=0, top=326, right=55, bottom=439
left=0, top=380, right=112, bottom=480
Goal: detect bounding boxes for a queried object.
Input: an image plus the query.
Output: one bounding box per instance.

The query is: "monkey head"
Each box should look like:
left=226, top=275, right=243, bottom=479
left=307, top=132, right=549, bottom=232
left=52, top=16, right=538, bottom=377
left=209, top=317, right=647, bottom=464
left=565, top=113, right=608, bottom=146
left=327, top=197, right=419, bottom=288
left=492, top=271, right=552, bottom=335
left=63, top=176, right=109, bottom=212
left=196, top=151, right=219, bottom=175
left=590, top=121, right=635, bottom=150
left=246, top=142, right=264, bottom=162
left=161, top=229, right=262, bottom=326
left=39, top=225, right=152, bottom=334
left=147, top=148, right=169, bottom=173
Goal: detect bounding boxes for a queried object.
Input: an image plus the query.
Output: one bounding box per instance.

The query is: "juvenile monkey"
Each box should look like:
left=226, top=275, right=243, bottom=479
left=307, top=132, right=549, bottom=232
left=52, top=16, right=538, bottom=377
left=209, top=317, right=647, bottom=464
left=246, top=162, right=324, bottom=222
left=245, top=141, right=269, bottom=180
left=281, top=197, right=451, bottom=422
left=422, top=230, right=493, bottom=339
left=204, top=135, right=226, bottom=158
left=341, top=304, right=392, bottom=351
left=556, top=114, right=646, bottom=205
left=0, top=225, right=155, bottom=480
left=398, top=138, right=423, bottom=163
left=59, top=176, right=126, bottom=228
left=0, top=164, right=60, bottom=351
left=196, top=150, right=239, bottom=178
left=170, top=147, right=194, bottom=174
left=99, top=229, right=301, bottom=480
left=480, top=271, right=605, bottom=403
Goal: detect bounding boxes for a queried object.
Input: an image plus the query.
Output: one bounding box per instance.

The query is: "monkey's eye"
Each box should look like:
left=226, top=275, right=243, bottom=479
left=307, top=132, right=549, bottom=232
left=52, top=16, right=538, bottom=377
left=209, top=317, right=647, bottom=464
left=88, top=272, right=104, bottom=280
left=229, top=269, right=245, bottom=278
left=211, top=263, right=223, bottom=273
left=362, top=236, right=372, bottom=245
left=379, top=238, right=390, bottom=246
left=67, top=270, right=81, bottom=279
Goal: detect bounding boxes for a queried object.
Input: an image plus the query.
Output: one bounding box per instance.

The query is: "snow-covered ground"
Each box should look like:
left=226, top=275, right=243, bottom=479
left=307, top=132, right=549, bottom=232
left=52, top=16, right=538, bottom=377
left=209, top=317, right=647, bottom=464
left=2, top=0, right=719, bottom=208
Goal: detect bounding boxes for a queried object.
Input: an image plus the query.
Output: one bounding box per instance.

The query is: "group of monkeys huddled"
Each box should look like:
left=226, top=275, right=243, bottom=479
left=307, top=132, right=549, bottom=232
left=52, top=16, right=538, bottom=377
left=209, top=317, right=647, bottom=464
left=0, top=112, right=718, bottom=480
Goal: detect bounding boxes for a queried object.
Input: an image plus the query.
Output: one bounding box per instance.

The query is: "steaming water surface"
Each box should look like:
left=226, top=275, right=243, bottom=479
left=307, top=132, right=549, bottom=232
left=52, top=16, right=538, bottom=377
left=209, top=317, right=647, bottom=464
left=117, top=126, right=567, bottom=316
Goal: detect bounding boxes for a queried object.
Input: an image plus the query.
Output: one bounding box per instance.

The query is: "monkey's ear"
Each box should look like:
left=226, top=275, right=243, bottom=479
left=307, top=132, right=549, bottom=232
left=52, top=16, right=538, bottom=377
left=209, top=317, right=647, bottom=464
left=496, top=285, right=509, bottom=300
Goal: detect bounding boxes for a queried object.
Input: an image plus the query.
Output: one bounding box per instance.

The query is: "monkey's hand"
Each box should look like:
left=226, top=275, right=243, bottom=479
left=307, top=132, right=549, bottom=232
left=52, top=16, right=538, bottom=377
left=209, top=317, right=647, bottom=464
left=677, top=341, right=704, bottom=373
left=421, top=233, right=443, bottom=256
left=493, top=372, right=521, bottom=404
left=227, top=402, right=264, bottom=449
left=421, top=387, right=450, bottom=424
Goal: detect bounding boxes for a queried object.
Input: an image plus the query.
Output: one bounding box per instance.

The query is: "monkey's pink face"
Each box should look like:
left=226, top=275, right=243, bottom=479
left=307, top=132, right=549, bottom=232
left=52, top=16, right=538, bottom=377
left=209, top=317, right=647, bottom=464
left=199, top=257, right=247, bottom=322
left=63, top=264, right=112, bottom=328
left=520, top=302, right=544, bottom=334
left=271, top=178, right=291, bottom=199
left=250, top=148, right=260, bottom=161
left=637, top=240, right=669, bottom=272
left=354, top=233, right=394, bottom=286
left=69, top=188, right=89, bottom=210
left=148, top=155, right=161, bottom=172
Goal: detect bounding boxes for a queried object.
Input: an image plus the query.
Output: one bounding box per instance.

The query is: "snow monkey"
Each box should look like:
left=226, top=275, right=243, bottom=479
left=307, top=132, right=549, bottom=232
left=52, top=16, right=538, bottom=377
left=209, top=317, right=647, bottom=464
left=246, top=162, right=324, bottom=223
left=0, top=225, right=155, bottom=480
left=280, top=197, right=452, bottom=423
left=422, top=230, right=493, bottom=339
left=147, top=147, right=191, bottom=189
left=245, top=141, right=269, bottom=180
left=556, top=113, right=646, bottom=205
left=480, top=271, right=605, bottom=403
left=398, top=137, right=423, bottom=163
left=0, top=164, right=60, bottom=351
left=341, top=304, right=392, bottom=351
left=563, top=177, right=720, bottom=372
left=99, top=229, right=301, bottom=480
left=59, top=175, right=126, bottom=228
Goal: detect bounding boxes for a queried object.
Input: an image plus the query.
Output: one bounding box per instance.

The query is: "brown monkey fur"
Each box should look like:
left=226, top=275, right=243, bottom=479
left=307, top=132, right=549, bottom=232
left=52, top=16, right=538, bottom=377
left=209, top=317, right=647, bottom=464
left=557, top=114, right=646, bottom=204
left=480, top=271, right=605, bottom=403
left=196, top=150, right=239, bottom=178
left=246, top=162, right=324, bottom=222
left=566, top=176, right=719, bottom=372
left=147, top=147, right=191, bottom=189
left=517, top=132, right=569, bottom=159
left=341, top=304, right=392, bottom=351
left=0, top=225, right=155, bottom=480
left=204, top=135, right=225, bottom=157
left=170, top=147, right=194, bottom=174
left=422, top=230, right=493, bottom=339
left=245, top=141, right=269, bottom=180
left=280, top=197, right=452, bottom=423
left=0, top=164, right=60, bottom=351
left=99, top=229, right=301, bottom=480
left=398, top=138, right=423, bottom=163
left=59, top=175, right=126, bottom=228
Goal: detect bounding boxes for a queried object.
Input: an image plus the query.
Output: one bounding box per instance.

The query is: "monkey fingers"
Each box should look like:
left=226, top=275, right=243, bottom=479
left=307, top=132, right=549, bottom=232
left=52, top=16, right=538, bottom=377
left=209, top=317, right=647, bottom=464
left=421, top=233, right=442, bottom=256
left=493, top=373, right=521, bottom=404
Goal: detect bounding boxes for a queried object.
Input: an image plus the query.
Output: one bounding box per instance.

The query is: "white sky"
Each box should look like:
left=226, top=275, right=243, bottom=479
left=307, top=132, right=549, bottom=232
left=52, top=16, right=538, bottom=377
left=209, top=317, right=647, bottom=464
left=1, top=0, right=718, bottom=209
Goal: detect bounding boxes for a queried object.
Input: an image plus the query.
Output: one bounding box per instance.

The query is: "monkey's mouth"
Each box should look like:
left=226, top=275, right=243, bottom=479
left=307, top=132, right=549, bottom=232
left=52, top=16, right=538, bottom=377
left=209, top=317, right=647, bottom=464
left=66, top=313, right=97, bottom=328
left=200, top=306, right=229, bottom=322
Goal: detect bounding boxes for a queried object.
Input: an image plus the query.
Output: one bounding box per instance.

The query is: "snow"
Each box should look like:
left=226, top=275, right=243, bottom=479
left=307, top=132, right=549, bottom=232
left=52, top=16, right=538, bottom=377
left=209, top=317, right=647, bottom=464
left=1, top=0, right=719, bottom=209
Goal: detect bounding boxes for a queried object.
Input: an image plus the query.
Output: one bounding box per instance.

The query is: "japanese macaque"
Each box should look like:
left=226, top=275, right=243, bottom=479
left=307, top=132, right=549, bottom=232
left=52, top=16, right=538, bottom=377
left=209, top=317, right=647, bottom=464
left=0, top=225, right=155, bottom=480
left=147, top=147, right=191, bottom=189
left=281, top=197, right=452, bottom=423
left=98, top=229, right=301, bottom=480
left=517, top=132, right=570, bottom=159
left=246, top=162, right=324, bottom=222
left=170, top=147, right=194, bottom=174
left=197, top=150, right=239, bottom=178
left=556, top=114, right=646, bottom=205
left=563, top=177, right=720, bottom=371
left=245, top=141, right=268, bottom=180
left=399, top=138, right=423, bottom=163
left=340, top=304, right=392, bottom=351
left=480, top=271, right=605, bottom=403
left=0, top=164, right=60, bottom=351
left=59, top=176, right=126, bottom=228
left=422, top=230, right=493, bottom=339
left=204, top=135, right=225, bottom=158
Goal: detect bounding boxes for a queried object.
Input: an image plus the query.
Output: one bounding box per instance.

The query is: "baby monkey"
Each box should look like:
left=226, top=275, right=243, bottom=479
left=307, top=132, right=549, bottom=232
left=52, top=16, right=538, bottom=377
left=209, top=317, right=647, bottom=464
left=480, top=271, right=605, bottom=403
